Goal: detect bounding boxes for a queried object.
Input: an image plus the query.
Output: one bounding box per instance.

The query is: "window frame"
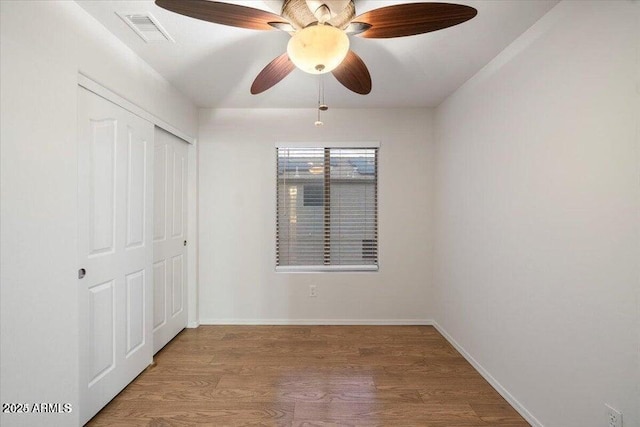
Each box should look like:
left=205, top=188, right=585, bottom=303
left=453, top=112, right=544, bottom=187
left=275, top=142, right=380, bottom=273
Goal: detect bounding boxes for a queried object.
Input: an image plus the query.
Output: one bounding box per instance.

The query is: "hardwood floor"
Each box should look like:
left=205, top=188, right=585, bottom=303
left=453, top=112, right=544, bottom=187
left=88, top=326, right=529, bottom=426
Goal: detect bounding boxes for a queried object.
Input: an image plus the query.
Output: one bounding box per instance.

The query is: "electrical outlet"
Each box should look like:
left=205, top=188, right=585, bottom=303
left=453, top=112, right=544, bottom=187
left=309, top=285, right=317, bottom=297
left=605, top=404, right=622, bottom=427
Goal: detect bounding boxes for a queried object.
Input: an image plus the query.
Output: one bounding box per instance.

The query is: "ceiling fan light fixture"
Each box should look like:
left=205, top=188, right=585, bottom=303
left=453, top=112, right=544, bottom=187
left=287, top=24, right=349, bottom=74
left=155, top=0, right=478, bottom=95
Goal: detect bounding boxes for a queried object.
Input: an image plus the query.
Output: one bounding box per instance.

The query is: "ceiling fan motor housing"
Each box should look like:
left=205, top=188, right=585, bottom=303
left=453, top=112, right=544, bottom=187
left=304, top=0, right=350, bottom=22
left=281, top=0, right=355, bottom=30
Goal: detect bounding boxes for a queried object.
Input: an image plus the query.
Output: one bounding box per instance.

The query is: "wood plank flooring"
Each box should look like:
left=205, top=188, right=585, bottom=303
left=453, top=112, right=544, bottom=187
left=88, top=326, right=529, bottom=426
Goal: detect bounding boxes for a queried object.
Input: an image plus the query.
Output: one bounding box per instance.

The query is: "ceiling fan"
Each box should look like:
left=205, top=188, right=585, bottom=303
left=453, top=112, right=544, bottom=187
left=155, top=0, right=477, bottom=95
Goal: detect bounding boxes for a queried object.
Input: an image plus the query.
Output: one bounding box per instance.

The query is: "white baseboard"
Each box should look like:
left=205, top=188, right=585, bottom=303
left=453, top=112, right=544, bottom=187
left=186, top=321, right=200, bottom=328
left=198, top=318, right=434, bottom=326
left=432, top=321, right=543, bottom=427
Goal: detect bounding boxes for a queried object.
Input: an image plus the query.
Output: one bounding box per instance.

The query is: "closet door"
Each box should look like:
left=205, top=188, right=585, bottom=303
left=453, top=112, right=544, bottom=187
left=77, top=87, right=154, bottom=424
left=152, top=127, right=188, bottom=354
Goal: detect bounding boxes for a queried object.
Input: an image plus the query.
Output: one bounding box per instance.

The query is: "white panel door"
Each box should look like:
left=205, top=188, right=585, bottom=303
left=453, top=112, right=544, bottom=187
left=152, top=127, right=188, bottom=353
left=77, top=87, right=154, bottom=424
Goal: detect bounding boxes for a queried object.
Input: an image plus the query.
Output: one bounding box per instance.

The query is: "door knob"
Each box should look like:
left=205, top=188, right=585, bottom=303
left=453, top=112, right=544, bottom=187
left=78, top=268, right=86, bottom=279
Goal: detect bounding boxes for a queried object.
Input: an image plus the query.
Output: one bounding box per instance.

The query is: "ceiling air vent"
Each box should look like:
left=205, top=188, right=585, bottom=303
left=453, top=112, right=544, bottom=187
left=118, top=12, right=174, bottom=43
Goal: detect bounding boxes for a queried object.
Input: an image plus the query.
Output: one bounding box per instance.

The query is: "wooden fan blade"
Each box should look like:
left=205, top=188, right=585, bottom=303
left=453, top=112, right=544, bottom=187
left=251, top=53, right=296, bottom=94
left=332, top=50, right=371, bottom=95
left=355, top=2, right=477, bottom=39
left=155, top=0, right=288, bottom=31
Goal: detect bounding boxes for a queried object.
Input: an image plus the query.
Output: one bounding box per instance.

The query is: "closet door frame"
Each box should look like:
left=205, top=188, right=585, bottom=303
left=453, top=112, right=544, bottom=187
left=77, top=73, right=199, bottom=422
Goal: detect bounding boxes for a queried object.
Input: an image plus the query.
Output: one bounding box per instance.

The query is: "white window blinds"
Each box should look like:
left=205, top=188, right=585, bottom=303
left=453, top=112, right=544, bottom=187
left=276, top=147, right=378, bottom=271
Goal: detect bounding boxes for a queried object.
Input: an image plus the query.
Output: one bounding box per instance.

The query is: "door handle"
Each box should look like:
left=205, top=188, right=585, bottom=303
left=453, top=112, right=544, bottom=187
left=78, top=268, right=86, bottom=279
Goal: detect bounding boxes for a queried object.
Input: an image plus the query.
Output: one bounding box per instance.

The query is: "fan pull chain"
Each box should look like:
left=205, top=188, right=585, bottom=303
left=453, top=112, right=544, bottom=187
left=315, top=75, right=328, bottom=127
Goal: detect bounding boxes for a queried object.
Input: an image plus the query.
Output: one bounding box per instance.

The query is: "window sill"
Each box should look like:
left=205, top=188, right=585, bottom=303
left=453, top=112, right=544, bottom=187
left=276, top=265, right=378, bottom=273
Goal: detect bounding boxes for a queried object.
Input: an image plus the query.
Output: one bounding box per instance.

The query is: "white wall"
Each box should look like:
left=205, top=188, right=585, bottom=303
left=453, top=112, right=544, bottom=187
left=0, top=2, right=197, bottom=426
left=433, top=1, right=640, bottom=426
left=198, top=108, right=433, bottom=323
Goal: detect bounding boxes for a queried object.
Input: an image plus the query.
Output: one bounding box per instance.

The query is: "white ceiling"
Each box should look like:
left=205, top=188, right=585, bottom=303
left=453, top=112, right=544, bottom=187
left=76, top=0, right=558, bottom=108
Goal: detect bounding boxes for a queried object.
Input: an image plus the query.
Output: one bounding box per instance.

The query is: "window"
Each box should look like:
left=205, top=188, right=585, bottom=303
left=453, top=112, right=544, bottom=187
left=303, top=184, right=323, bottom=207
left=276, top=147, right=378, bottom=271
